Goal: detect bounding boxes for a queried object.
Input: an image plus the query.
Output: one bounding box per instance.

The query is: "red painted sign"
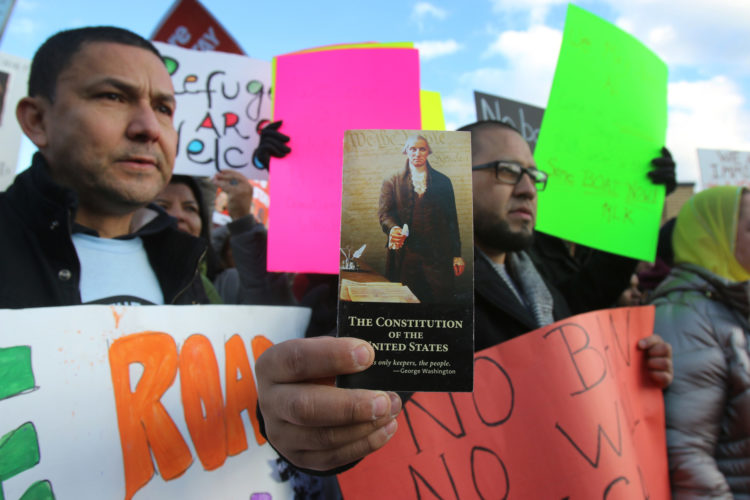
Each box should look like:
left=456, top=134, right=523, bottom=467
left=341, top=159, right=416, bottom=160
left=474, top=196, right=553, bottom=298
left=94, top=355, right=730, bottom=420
left=151, top=0, right=244, bottom=55
left=338, top=306, right=670, bottom=499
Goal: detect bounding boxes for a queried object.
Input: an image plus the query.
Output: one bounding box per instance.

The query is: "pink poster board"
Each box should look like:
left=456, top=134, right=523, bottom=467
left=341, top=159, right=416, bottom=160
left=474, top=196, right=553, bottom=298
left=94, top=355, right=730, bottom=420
left=269, top=48, right=421, bottom=273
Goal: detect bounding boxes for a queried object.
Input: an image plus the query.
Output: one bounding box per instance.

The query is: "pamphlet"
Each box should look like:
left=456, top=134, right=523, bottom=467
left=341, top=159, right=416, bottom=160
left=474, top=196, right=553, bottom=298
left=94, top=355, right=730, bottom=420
left=337, top=129, right=474, bottom=392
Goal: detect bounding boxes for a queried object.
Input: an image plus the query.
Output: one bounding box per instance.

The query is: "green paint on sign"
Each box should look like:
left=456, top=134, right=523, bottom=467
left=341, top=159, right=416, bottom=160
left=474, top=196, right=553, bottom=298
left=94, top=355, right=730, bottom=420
left=163, top=56, right=178, bottom=76
left=0, top=424, right=54, bottom=500
left=0, top=422, right=40, bottom=482
left=247, top=80, right=263, bottom=94
left=534, top=4, right=667, bottom=262
left=19, top=480, right=54, bottom=500
left=0, top=346, right=35, bottom=401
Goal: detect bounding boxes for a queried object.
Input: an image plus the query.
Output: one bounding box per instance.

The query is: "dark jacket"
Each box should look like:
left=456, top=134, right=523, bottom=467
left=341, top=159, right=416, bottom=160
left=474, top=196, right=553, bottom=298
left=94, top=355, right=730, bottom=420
left=212, top=214, right=294, bottom=306
left=0, top=154, right=209, bottom=308
left=474, top=251, right=571, bottom=350
left=529, top=231, right=637, bottom=314
left=378, top=161, right=461, bottom=279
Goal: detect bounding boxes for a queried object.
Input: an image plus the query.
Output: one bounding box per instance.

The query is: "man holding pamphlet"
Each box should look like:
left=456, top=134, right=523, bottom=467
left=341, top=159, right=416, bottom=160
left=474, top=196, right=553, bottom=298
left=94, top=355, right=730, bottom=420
left=255, top=121, right=674, bottom=475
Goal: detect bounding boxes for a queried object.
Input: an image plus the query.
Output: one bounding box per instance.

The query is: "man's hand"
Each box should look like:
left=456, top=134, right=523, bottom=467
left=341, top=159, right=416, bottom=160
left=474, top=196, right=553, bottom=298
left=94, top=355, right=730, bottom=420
left=638, top=334, right=673, bottom=389
left=256, top=337, right=402, bottom=471
left=388, top=226, right=406, bottom=250
left=212, top=170, right=253, bottom=220
left=453, top=256, right=465, bottom=277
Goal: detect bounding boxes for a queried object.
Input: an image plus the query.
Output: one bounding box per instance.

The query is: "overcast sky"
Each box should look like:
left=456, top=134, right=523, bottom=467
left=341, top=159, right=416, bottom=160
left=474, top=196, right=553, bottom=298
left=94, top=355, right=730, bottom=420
left=2, top=0, right=748, bottom=184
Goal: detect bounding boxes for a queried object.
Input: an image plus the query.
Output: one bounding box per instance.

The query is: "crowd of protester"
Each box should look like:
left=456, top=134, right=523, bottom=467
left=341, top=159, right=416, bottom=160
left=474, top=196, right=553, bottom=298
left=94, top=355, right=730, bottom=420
left=1, top=25, right=748, bottom=499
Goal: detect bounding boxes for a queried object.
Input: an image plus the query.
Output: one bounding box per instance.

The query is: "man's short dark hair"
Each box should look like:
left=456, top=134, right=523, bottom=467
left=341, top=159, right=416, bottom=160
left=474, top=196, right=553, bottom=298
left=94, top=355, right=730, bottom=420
left=29, top=26, right=162, bottom=101
left=457, top=120, right=523, bottom=162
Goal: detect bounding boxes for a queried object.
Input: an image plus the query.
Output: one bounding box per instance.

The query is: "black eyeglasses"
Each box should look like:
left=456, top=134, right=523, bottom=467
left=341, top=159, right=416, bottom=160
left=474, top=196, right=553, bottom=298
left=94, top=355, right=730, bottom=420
left=472, top=161, right=548, bottom=191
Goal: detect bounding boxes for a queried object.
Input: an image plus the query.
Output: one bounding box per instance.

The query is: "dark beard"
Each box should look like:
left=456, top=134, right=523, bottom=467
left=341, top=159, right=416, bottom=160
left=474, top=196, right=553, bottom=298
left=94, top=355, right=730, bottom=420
left=475, top=219, right=534, bottom=253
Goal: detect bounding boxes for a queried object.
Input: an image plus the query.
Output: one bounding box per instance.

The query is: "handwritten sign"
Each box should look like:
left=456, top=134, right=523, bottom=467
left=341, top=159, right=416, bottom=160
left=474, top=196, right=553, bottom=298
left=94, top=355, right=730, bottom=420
left=473, top=90, right=544, bottom=151
left=154, top=42, right=271, bottom=180
left=0, top=52, right=29, bottom=191
left=0, top=305, right=310, bottom=499
left=268, top=47, right=421, bottom=273
left=697, top=148, right=750, bottom=188
left=534, top=5, right=668, bottom=262
left=338, top=306, right=669, bottom=499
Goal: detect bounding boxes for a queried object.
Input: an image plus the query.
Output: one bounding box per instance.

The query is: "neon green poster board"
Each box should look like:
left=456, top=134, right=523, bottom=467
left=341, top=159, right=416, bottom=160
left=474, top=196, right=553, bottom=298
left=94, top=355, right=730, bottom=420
left=534, top=4, right=667, bottom=262
left=420, top=90, right=446, bottom=130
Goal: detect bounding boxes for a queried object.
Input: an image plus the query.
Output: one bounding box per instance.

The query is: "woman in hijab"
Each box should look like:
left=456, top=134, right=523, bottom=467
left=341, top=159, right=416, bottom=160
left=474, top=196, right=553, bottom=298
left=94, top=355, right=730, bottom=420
left=650, top=186, right=750, bottom=498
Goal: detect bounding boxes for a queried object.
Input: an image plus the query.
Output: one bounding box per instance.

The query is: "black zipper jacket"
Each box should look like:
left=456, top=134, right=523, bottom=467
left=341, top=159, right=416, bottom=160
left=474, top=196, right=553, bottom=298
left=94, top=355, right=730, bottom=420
left=0, top=153, right=208, bottom=308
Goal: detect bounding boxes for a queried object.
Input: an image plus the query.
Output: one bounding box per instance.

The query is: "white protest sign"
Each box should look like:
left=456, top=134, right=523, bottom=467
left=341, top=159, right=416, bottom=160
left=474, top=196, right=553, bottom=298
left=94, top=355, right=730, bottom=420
left=154, top=42, right=272, bottom=180
left=0, top=52, right=29, bottom=191
left=0, top=305, right=310, bottom=499
left=697, top=148, right=750, bottom=189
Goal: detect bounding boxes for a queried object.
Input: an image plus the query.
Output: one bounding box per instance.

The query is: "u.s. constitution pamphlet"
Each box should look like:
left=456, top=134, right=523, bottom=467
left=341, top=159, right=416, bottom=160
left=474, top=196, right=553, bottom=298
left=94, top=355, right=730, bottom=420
left=337, top=129, right=474, bottom=392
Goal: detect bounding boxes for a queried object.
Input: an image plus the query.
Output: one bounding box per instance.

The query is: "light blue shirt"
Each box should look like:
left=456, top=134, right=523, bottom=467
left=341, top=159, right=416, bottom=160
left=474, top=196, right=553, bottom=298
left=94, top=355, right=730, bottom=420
left=72, top=233, right=164, bottom=305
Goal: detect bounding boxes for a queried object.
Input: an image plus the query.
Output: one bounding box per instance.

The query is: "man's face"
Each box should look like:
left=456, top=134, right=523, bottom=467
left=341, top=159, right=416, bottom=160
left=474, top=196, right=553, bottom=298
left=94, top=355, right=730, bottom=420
left=37, top=41, right=177, bottom=215
left=406, top=138, right=429, bottom=168
left=472, top=127, right=537, bottom=253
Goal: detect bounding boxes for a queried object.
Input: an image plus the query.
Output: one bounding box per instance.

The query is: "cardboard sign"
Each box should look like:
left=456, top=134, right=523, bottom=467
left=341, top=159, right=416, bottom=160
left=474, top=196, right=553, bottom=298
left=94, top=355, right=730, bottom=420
left=473, top=90, right=544, bottom=151
left=534, top=5, right=668, bottom=262
left=0, top=52, right=29, bottom=191
left=338, top=306, right=669, bottom=499
left=154, top=42, right=272, bottom=180
left=697, top=148, right=750, bottom=188
left=268, top=47, right=421, bottom=273
left=151, top=0, right=244, bottom=54
left=0, top=305, right=311, bottom=499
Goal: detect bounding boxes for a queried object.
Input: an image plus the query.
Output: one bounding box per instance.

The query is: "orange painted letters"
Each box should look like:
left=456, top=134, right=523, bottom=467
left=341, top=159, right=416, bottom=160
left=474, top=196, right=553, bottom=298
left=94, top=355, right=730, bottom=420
left=110, top=332, right=276, bottom=498
left=225, top=334, right=265, bottom=451
left=180, top=334, right=227, bottom=470
left=109, top=332, right=193, bottom=500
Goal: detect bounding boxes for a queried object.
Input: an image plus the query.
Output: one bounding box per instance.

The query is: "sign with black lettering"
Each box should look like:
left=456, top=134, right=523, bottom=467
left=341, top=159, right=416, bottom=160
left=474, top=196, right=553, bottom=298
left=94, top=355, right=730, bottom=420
left=474, top=91, right=545, bottom=151
left=154, top=42, right=272, bottom=180
left=338, top=306, right=669, bottom=498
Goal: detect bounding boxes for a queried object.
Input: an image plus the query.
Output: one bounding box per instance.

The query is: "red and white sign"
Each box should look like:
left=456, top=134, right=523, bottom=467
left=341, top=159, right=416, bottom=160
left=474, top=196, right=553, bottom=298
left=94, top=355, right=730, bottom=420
left=151, top=0, right=244, bottom=55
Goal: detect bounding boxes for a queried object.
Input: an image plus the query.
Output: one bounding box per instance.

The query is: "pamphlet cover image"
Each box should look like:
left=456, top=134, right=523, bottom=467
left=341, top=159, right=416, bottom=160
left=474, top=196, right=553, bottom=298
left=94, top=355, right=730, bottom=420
left=337, top=129, right=474, bottom=392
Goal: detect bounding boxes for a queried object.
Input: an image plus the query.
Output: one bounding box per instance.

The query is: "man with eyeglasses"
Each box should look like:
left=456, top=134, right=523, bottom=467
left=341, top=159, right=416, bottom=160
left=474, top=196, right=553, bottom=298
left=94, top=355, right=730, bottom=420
left=251, top=121, right=672, bottom=476
left=457, top=120, right=673, bottom=388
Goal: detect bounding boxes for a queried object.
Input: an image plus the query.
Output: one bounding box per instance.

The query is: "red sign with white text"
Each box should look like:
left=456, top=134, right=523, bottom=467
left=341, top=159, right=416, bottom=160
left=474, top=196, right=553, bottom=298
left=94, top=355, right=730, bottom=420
left=151, top=0, right=244, bottom=54
left=338, top=306, right=670, bottom=499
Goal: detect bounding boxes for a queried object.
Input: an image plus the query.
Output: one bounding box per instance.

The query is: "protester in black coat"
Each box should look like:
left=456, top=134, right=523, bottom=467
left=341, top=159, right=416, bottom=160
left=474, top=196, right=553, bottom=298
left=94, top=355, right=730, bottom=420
left=458, top=120, right=673, bottom=383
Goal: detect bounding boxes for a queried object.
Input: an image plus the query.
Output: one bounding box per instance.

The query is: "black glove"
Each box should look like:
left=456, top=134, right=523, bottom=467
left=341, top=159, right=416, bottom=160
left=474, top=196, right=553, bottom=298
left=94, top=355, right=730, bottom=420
left=252, top=120, right=291, bottom=170
left=648, top=146, right=677, bottom=195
